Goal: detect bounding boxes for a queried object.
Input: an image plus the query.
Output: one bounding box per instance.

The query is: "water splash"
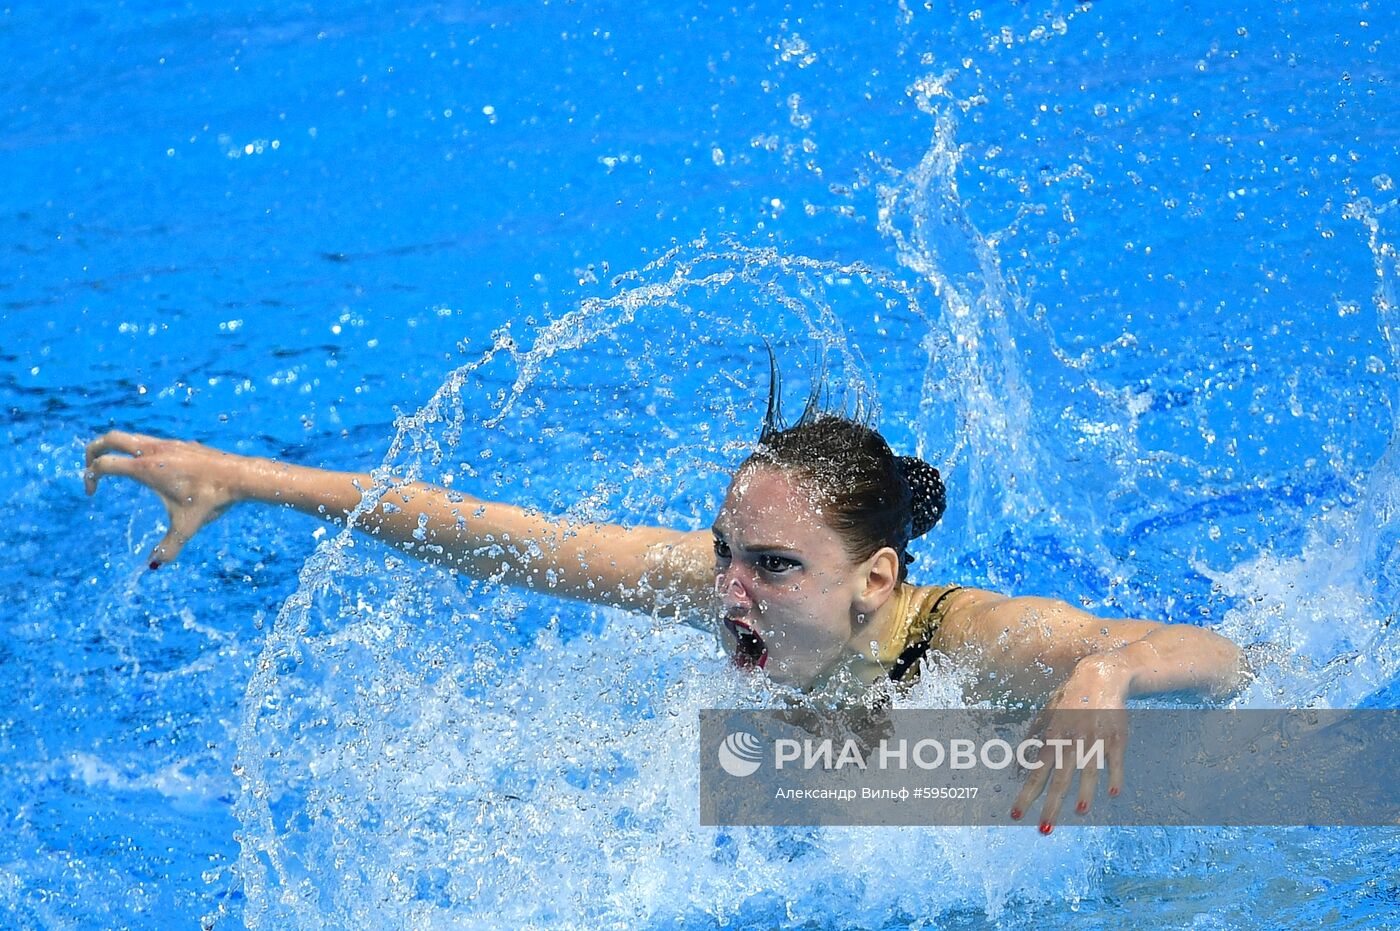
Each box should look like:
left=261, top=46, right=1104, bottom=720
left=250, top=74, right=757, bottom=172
left=213, top=7, right=1400, bottom=929
left=1205, top=194, right=1400, bottom=709
left=223, top=238, right=1064, bottom=929
left=876, top=71, right=1051, bottom=534
left=871, top=65, right=1163, bottom=613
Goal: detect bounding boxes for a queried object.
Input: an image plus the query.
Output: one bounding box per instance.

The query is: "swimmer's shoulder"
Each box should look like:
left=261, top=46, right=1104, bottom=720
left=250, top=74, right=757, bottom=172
left=906, top=584, right=1007, bottom=655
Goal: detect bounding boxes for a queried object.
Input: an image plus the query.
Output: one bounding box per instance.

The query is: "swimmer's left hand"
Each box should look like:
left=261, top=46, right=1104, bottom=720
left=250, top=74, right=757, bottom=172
left=1010, top=654, right=1132, bottom=835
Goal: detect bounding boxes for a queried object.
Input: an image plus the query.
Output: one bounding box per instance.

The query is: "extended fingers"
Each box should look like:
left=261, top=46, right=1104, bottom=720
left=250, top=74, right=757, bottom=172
left=85, top=430, right=158, bottom=466
left=1037, top=753, right=1077, bottom=833
left=85, top=430, right=208, bottom=569
left=1075, top=719, right=1123, bottom=816
left=1012, top=743, right=1076, bottom=832
left=1072, top=726, right=1129, bottom=818
left=1075, top=762, right=1100, bottom=816
left=1011, top=749, right=1051, bottom=823
left=1107, top=729, right=1127, bottom=797
left=1015, top=708, right=1131, bottom=833
left=85, top=431, right=168, bottom=494
left=84, top=450, right=142, bottom=494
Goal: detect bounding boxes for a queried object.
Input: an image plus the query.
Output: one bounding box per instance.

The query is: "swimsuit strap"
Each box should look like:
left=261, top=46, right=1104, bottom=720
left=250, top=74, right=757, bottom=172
left=887, top=585, right=963, bottom=683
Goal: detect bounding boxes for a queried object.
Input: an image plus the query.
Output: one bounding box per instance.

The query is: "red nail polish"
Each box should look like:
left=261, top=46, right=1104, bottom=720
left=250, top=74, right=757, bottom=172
left=1039, top=822, right=1053, bottom=835
left=1109, top=786, right=1119, bottom=797
left=1076, top=801, right=1088, bottom=814
left=149, top=561, right=161, bottom=571
left=1010, top=808, right=1022, bottom=821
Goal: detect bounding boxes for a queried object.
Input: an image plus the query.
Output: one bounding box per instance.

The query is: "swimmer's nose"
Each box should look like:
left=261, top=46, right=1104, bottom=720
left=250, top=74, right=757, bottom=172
left=715, top=570, right=752, bottom=610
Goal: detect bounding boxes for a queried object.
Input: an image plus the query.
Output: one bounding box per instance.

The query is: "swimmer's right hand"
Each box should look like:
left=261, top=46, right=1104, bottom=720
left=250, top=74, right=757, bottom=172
left=85, top=431, right=243, bottom=569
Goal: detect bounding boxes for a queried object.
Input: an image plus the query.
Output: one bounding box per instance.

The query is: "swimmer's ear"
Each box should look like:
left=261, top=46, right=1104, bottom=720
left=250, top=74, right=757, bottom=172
left=853, top=546, right=900, bottom=616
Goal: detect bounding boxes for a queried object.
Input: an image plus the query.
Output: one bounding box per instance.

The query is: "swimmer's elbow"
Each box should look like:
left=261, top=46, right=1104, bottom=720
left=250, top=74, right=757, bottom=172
left=1218, top=640, right=1254, bottom=699
left=641, top=533, right=716, bottom=627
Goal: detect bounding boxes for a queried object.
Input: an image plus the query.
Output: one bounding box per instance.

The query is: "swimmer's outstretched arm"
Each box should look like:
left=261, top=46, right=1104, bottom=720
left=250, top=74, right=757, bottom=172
left=84, top=431, right=717, bottom=618
left=937, top=590, right=1248, bottom=704
left=937, top=590, right=1248, bottom=829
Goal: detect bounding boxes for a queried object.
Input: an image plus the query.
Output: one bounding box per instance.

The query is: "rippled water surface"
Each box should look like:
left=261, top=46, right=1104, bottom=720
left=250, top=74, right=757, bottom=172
left=3, top=1, right=1399, bottom=928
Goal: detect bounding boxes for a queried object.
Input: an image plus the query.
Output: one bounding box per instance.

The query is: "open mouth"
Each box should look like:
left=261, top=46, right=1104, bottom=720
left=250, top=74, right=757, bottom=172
left=724, top=617, right=768, bottom=671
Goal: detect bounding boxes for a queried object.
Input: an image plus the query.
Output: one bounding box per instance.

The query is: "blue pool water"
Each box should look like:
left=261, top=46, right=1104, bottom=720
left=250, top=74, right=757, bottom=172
left=4, top=0, right=1399, bottom=927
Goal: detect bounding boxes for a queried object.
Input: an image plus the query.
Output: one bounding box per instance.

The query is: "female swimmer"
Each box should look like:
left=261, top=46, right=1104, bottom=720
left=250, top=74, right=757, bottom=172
left=83, top=404, right=1247, bottom=832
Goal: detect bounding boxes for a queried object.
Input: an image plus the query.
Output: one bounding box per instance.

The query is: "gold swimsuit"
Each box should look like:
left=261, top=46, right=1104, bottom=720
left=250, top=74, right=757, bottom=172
left=884, top=584, right=964, bottom=682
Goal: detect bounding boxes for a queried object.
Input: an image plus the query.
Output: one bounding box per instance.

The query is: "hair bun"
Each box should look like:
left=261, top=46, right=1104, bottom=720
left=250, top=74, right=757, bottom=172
left=897, top=456, right=946, bottom=539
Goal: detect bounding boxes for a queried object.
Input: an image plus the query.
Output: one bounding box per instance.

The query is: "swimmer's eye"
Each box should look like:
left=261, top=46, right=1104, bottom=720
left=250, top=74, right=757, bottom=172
left=756, top=554, right=799, bottom=575
left=713, top=538, right=732, bottom=562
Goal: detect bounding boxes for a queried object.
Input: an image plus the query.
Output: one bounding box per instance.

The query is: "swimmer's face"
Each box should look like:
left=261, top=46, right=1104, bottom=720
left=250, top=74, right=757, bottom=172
left=711, top=464, right=883, bottom=689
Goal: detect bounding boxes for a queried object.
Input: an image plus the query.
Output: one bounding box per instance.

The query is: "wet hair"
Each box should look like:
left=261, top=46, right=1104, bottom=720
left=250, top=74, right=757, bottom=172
left=743, top=356, right=946, bottom=581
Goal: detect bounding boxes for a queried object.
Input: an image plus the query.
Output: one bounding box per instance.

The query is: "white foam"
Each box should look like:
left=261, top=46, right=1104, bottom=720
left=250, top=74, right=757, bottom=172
left=66, top=751, right=229, bottom=805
